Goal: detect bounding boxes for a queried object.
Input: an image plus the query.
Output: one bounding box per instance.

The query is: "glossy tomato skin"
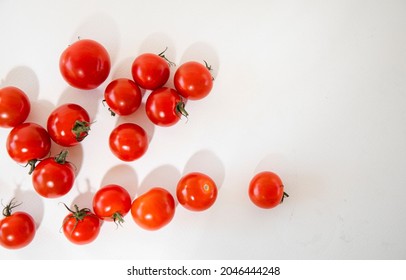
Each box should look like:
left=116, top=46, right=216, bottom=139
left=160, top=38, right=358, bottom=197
left=145, top=87, right=185, bottom=127
left=174, top=61, right=213, bottom=100
left=131, top=187, right=175, bottom=231
left=104, top=78, right=142, bottom=116
left=47, top=103, right=90, bottom=147
left=176, top=172, right=218, bottom=211
left=6, top=122, right=51, bottom=164
left=131, top=53, right=170, bottom=90
left=248, top=171, right=286, bottom=209
left=93, top=184, right=132, bottom=222
left=59, top=39, right=111, bottom=90
left=109, top=123, right=148, bottom=161
left=0, top=86, right=31, bottom=128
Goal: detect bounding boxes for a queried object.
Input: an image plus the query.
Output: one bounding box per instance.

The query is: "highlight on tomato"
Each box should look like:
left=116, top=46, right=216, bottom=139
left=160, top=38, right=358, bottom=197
left=0, top=198, right=36, bottom=250
left=103, top=78, right=142, bottom=116
left=0, top=86, right=31, bottom=128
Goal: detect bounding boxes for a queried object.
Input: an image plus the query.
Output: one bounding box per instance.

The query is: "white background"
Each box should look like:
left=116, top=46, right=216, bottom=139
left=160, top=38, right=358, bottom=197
left=0, top=0, right=405, bottom=260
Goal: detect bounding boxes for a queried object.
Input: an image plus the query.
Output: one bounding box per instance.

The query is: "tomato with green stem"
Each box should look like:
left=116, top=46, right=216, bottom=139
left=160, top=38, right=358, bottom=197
left=0, top=86, right=31, bottom=128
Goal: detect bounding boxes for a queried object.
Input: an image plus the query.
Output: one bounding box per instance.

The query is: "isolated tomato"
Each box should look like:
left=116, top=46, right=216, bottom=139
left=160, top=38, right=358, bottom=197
left=31, top=150, right=75, bottom=198
left=92, top=184, right=131, bottom=225
left=59, top=39, right=111, bottom=90
left=0, top=86, right=31, bottom=128
left=145, top=87, right=188, bottom=127
left=248, top=171, right=289, bottom=209
left=174, top=61, right=213, bottom=100
left=62, top=204, right=101, bottom=245
left=47, top=103, right=90, bottom=147
left=176, top=172, right=218, bottom=211
left=6, top=122, right=51, bottom=168
left=131, top=187, right=175, bottom=231
left=0, top=199, right=36, bottom=249
left=131, top=49, right=174, bottom=90
left=104, top=78, right=142, bottom=116
left=109, top=123, right=148, bottom=161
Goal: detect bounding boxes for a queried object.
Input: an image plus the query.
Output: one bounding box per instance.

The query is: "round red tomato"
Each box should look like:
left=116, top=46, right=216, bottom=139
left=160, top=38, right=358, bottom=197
left=176, top=172, right=218, bottom=211
left=47, top=103, right=90, bottom=147
left=248, top=171, right=289, bottom=209
left=92, top=184, right=131, bottom=224
left=104, top=78, right=142, bottom=116
left=62, top=204, right=101, bottom=245
left=0, top=199, right=36, bottom=249
left=174, top=61, right=213, bottom=100
left=59, top=39, right=111, bottom=90
left=131, top=187, right=175, bottom=231
left=31, top=150, right=75, bottom=198
left=145, top=87, right=188, bottom=127
left=6, top=122, right=51, bottom=166
left=131, top=49, right=173, bottom=90
left=109, top=123, right=148, bottom=161
left=0, top=86, right=31, bottom=128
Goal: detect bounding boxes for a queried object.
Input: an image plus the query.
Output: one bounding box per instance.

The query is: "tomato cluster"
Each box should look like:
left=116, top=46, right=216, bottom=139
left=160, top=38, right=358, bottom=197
left=0, top=38, right=288, bottom=249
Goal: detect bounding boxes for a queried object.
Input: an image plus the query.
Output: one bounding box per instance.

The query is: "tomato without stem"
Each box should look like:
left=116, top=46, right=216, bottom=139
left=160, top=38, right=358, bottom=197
left=47, top=103, right=91, bottom=147
left=109, top=123, right=148, bottom=161
left=104, top=78, right=142, bottom=116
left=0, top=86, right=31, bottom=128
left=59, top=39, right=111, bottom=90
left=248, top=171, right=289, bottom=209
left=131, top=187, right=175, bottom=231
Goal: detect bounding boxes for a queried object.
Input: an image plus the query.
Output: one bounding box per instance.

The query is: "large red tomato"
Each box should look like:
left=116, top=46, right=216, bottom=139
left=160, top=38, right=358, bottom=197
left=0, top=86, right=31, bottom=128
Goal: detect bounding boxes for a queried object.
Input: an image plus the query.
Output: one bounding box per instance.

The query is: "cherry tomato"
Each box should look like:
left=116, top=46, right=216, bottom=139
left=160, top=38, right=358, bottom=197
left=176, top=172, right=218, bottom=211
left=92, top=184, right=131, bottom=225
left=47, top=103, right=90, bottom=147
left=131, top=49, right=174, bottom=90
left=145, top=87, right=188, bottom=127
left=31, top=150, right=75, bottom=198
left=6, top=122, right=51, bottom=167
left=109, top=123, right=148, bottom=161
left=0, top=86, right=31, bottom=128
left=174, top=61, right=213, bottom=100
left=104, top=78, right=142, bottom=116
left=248, top=171, right=289, bottom=209
left=131, top=187, right=175, bottom=231
left=59, top=39, right=111, bottom=90
left=62, top=204, right=101, bottom=245
left=0, top=199, right=36, bottom=249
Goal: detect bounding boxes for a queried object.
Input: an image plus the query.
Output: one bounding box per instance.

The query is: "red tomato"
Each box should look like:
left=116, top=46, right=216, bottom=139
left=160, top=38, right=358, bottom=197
left=59, top=39, right=111, bottom=90
left=131, top=49, right=174, bottom=90
left=0, top=199, right=36, bottom=249
left=131, top=187, right=175, bottom=231
left=31, top=150, right=75, bottom=198
left=62, top=204, right=101, bottom=245
left=104, top=78, right=142, bottom=116
left=176, top=172, right=218, bottom=211
left=6, top=122, right=51, bottom=167
left=145, top=87, right=188, bottom=127
left=109, top=123, right=148, bottom=161
left=174, top=61, right=213, bottom=100
left=0, top=86, right=31, bottom=128
left=92, top=184, right=132, bottom=224
left=47, top=103, right=90, bottom=147
left=248, top=171, right=289, bottom=209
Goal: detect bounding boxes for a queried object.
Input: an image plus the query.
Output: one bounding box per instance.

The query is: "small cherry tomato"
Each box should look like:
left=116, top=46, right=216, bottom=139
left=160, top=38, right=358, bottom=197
left=0, top=199, right=36, bottom=249
left=145, top=87, right=188, bottom=127
left=248, top=171, right=289, bottom=209
left=47, top=103, right=91, bottom=147
left=176, top=172, right=218, bottom=211
left=0, top=86, right=31, bottom=128
left=174, top=61, right=213, bottom=100
left=92, top=184, right=132, bottom=225
left=104, top=78, right=142, bottom=116
left=59, top=39, right=111, bottom=90
left=62, top=204, right=101, bottom=245
left=31, top=150, right=75, bottom=198
left=109, top=123, right=148, bottom=161
left=131, top=187, right=175, bottom=231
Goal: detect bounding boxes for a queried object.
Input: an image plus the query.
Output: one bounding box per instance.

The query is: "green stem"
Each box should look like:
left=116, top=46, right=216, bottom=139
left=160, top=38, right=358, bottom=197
left=158, top=47, right=176, bottom=67
left=72, top=120, right=91, bottom=142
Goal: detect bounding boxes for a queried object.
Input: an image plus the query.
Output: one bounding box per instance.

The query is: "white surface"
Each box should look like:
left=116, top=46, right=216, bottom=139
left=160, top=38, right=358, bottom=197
left=0, top=0, right=405, bottom=260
